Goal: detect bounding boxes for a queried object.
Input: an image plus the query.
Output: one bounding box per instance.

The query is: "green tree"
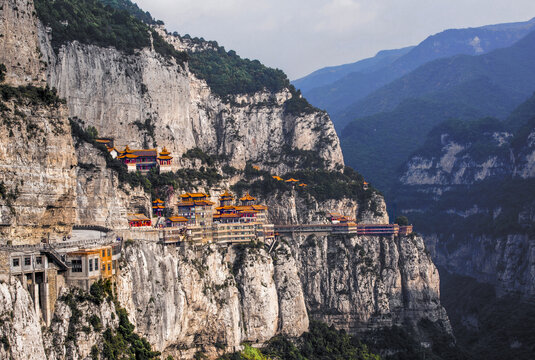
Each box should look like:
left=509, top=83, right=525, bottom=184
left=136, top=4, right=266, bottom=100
left=395, top=216, right=409, bottom=226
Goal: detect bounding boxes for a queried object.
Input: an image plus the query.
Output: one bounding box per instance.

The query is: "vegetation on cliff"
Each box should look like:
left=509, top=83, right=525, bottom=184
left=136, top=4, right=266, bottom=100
left=218, top=321, right=380, bottom=360
left=232, top=163, right=375, bottom=202
left=440, top=270, right=535, bottom=360
left=34, top=0, right=187, bottom=64
left=187, top=44, right=289, bottom=98
left=58, top=279, right=160, bottom=360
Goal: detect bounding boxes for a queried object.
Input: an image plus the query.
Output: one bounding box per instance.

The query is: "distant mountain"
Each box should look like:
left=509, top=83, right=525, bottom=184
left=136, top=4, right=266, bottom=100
left=292, top=47, right=413, bottom=95
left=293, top=17, right=535, bottom=131
left=340, top=29, right=535, bottom=194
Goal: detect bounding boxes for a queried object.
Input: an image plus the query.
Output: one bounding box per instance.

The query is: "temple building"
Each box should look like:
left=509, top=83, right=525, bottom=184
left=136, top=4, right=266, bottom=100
left=117, top=145, right=173, bottom=174
left=152, top=199, right=165, bottom=217
left=177, top=193, right=215, bottom=241
left=127, top=214, right=151, bottom=227
left=166, top=216, right=188, bottom=228
left=212, top=191, right=274, bottom=243
left=96, top=138, right=119, bottom=158
left=158, top=147, right=173, bottom=173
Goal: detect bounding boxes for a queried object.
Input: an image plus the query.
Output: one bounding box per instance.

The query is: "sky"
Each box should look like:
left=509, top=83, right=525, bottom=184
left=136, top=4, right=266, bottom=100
left=135, top=0, right=535, bottom=80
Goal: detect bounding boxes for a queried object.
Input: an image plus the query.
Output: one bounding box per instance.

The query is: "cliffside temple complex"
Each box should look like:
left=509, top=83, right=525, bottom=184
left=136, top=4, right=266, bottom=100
left=117, top=145, right=173, bottom=174
left=1, top=239, right=122, bottom=325
left=166, top=192, right=275, bottom=244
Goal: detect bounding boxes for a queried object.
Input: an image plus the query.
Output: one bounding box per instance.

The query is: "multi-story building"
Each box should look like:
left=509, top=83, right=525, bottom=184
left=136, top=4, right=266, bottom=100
left=177, top=193, right=215, bottom=242
left=117, top=146, right=173, bottom=174
left=172, top=191, right=275, bottom=244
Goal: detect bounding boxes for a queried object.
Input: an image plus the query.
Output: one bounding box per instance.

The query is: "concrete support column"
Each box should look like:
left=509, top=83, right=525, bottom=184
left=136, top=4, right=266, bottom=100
left=31, top=283, right=39, bottom=317
left=40, top=282, right=50, bottom=325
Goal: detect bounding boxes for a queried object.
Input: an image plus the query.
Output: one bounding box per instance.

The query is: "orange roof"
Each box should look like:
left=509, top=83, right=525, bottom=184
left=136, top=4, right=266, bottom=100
left=251, top=205, right=268, bottom=210
left=252, top=165, right=260, bottom=170
left=153, top=199, right=164, bottom=204
left=272, top=176, right=283, bottom=181
left=214, top=213, right=239, bottom=218
left=299, top=183, right=308, bottom=187
left=68, top=248, right=101, bottom=256
left=123, top=145, right=133, bottom=153
left=158, top=155, right=173, bottom=160
left=181, top=192, right=209, bottom=198
left=177, top=200, right=214, bottom=206
left=127, top=213, right=150, bottom=221
left=235, top=206, right=258, bottom=213
left=216, top=205, right=236, bottom=210
left=240, top=193, right=256, bottom=201
left=152, top=205, right=165, bottom=209
left=96, top=139, right=112, bottom=144
left=107, top=146, right=118, bottom=152
left=167, top=216, right=188, bottom=222
left=219, top=191, right=234, bottom=199
left=363, top=181, right=369, bottom=185
left=285, top=178, right=299, bottom=183
left=160, top=147, right=171, bottom=155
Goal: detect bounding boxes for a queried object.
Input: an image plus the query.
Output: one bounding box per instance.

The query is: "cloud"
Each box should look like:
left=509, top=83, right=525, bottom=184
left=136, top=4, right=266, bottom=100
left=135, top=0, right=535, bottom=79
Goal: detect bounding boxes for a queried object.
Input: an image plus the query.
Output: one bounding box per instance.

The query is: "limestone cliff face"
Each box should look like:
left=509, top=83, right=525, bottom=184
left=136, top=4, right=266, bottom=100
left=287, top=233, right=450, bottom=337
left=43, top=288, right=119, bottom=360
left=0, top=281, right=46, bottom=360
left=0, top=92, right=77, bottom=244
left=75, top=142, right=150, bottom=229
left=0, top=0, right=77, bottom=244
left=515, top=128, right=535, bottom=178
left=396, top=123, right=535, bottom=297
left=426, top=232, right=535, bottom=297
left=116, top=241, right=308, bottom=359
left=0, top=0, right=46, bottom=86
left=38, top=27, right=343, bottom=174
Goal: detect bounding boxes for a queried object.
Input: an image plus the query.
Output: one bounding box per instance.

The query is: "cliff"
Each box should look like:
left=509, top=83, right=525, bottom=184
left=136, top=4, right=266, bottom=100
left=38, top=28, right=343, bottom=174
left=114, top=233, right=448, bottom=358
left=116, top=241, right=308, bottom=359
left=75, top=142, right=150, bottom=229
left=395, top=115, right=535, bottom=296
left=0, top=0, right=453, bottom=358
left=0, top=0, right=78, bottom=244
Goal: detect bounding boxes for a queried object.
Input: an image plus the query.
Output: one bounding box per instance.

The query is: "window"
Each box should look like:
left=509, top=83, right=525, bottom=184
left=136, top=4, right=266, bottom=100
left=107, top=249, right=111, bottom=257
left=94, top=258, right=98, bottom=270
left=108, top=263, right=111, bottom=271
left=12, top=258, right=19, bottom=267
left=102, top=250, right=106, bottom=257
left=102, top=264, right=106, bottom=271
left=72, top=259, right=82, bottom=273
left=89, top=259, right=94, bottom=272
left=36, top=257, right=42, bottom=265
left=24, top=257, right=31, bottom=266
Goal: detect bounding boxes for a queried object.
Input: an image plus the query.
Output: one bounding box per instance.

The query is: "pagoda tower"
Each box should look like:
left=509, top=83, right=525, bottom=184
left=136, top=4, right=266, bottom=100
left=158, top=147, right=173, bottom=173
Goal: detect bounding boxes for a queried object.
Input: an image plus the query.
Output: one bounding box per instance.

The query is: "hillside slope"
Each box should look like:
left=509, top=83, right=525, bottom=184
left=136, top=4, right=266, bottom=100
left=393, top=93, right=535, bottom=297
left=340, top=31, right=535, bottom=194
left=295, top=17, right=535, bottom=131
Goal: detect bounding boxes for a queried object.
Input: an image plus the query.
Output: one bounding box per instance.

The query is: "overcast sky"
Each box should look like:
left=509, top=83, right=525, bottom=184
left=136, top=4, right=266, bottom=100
left=135, top=0, right=535, bottom=80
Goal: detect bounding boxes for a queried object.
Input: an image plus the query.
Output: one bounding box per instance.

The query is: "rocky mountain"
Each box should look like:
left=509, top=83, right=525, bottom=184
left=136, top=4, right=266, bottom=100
left=393, top=94, right=535, bottom=297
left=0, top=0, right=453, bottom=358
left=294, top=17, right=535, bottom=131
left=340, top=29, right=535, bottom=193
left=292, top=46, right=413, bottom=99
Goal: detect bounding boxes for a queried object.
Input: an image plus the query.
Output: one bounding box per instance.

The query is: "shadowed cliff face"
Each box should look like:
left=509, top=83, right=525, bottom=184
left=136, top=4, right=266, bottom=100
left=287, top=233, right=450, bottom=338
left=396, top=118, right=535, bottom=296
